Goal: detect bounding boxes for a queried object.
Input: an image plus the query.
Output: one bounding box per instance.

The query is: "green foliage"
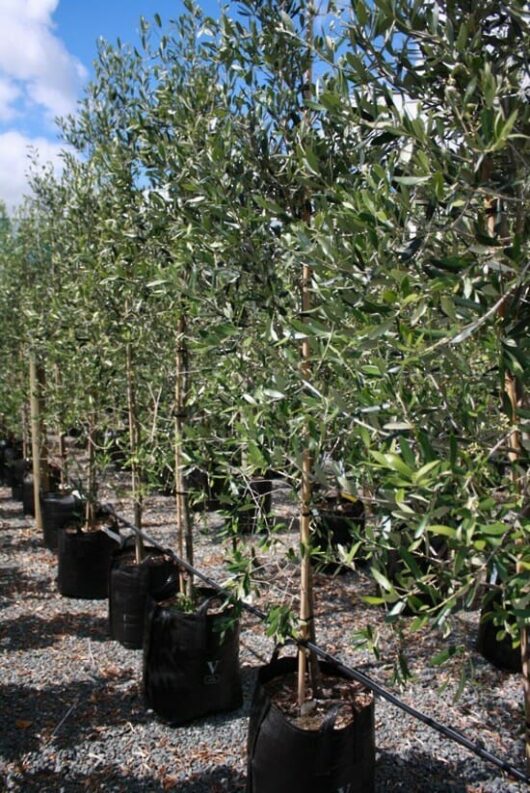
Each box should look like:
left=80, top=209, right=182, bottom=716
left=1, top=0, right=529, bottom=670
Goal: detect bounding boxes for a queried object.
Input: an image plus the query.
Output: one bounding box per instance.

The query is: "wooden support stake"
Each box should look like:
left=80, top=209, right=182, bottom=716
left=297, top=0, right=318, bottom=709
left=175, top=314, right=192, bottom=596
left=487, top=191, right=530, bottom=773
left=54, top=364, right=68, bottom=486
left=126, top=342, right=144, bottom=563
left=21, top=402, right=29, bottom=461
left=86, top=413, right=97, bottom=530
left=29, top=353, right=48, bottom=532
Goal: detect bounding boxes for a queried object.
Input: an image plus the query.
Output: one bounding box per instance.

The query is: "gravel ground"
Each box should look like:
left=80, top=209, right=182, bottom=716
left=0, top=478, right=528, bottom=792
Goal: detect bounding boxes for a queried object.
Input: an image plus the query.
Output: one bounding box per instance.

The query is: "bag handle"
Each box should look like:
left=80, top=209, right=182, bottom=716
left=316, top=703, right=351, bottom=777
left=319, top=703, right=341, bottom=733
left=151, top=568, right=180, bottom=601
left=247, top=677, right=273, bottom=791
left=269, top=641, right=296, bottom=663
left=196, top=589, right=229, bottom=616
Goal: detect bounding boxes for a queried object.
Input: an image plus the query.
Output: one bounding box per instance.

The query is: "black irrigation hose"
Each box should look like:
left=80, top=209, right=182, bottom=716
left=102, top=504, right=530, bottom=786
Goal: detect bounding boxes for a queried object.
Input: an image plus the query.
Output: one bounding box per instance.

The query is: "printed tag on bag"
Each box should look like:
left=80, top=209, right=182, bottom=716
left=204, top=660, right=221, bottom=684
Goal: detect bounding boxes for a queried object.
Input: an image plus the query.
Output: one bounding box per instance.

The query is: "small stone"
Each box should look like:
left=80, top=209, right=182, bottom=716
left=300, top=699, right=317, bottom=716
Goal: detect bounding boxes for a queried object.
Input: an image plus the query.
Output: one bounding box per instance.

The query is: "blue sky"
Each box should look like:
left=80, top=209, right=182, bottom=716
left=54, top=1, right=223, bottom=88
left=0, top=0, right=222, bottom=211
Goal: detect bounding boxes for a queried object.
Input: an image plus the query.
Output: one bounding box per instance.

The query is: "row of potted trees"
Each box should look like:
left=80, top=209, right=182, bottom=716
left=0, top=0, right=528, bottom=783
left=1, top=427, right=375, bottom=791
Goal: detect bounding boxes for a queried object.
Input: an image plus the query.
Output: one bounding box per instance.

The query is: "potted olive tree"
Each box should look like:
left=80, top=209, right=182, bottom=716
left=203, top=3, right=376, bottom=790
left=26, top=158, right=124, bottom=599
left=122, top=15, right=244, bottom=722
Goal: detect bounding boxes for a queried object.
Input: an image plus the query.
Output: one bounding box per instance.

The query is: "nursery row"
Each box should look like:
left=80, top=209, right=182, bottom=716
left=2, top=477, right=527, bottom=792
left=1, top=437, right=528, bottom=790
left=0, top=0, right=529, bottom=785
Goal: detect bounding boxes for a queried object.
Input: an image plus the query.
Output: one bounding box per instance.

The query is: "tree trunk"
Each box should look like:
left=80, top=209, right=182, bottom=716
left=21, top=402, right=29, bottom=461
left=29, top=352, right=49, bottom=532
left=54, top=364, right=68, bottom=487
left=505, top=371, right=530, bottom=773
left=486, top=189, right=530, bottom=773
left=297, top=0, right=319, bottom=710
left=126, top=342, right=144, bottom=563
left=175, top=314, right=192, bottom=596
left=86, top=413, right=97, bottom=530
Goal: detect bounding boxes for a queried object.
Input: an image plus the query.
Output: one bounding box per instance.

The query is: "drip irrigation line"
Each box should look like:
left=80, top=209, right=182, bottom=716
left=302, top=639, right=529, bottom=784
left=102, top=504, right=530, bottom=785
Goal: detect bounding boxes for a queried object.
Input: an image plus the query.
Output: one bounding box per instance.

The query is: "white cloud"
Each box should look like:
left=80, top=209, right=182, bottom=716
left=0, top=130, right=67, bottom=211
left=0, top=0, right=87, bottom=120
left=0, top=77, right=21, bottom=121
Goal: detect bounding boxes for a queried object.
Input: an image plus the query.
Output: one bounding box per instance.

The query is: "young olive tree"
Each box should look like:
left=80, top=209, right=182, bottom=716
left=59, top=41, right=166, bottom=553
left=337, top=0, right=530, bottom=766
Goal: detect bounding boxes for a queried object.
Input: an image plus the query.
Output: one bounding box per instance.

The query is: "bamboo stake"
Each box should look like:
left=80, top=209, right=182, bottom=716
left=507, top=177, right=530, bottom=775
left=54, top=364, right=67, bottom=487
left=37, top=364, right=50, bottom=494
left=86, top=412, right=97, bottom=530
left=175, top=314, right=192, bottom=596
left=504, top=364, right=530, bottom=774
left=21, top=402, right=29, bottom=461
left=486, top=193, right=530, bottom=773
left=126, top=341, right=144, bottom=563
left=297, top=0, right=318, bottom=710
left=29, top=353, right=48, bottom=532
left=58, top=432, right=67, bottom=486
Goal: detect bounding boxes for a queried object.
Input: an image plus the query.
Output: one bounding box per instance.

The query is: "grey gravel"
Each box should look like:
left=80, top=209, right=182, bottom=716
left=0, top=481, right=528, bottom=792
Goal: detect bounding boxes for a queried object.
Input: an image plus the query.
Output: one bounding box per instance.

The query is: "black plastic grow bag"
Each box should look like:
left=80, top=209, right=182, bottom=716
left=109, top=544, right=180, bottom=649
left=0, top=441, right=8, bottom=484
left=9, top=458, right=27, bottom=501
left=3, top=443, right=23, bottom=486
left=313, top=496, right=365, bottom=572
left=41, top=491, right=85, bottom=551
left=143, top=587, right=242, bottom=725
left=477, top=587, right=521, bottom=673
left=57, top=519, right=120, bottom=599
left=22, top=474, right=35, bottom=516
left=247, top=654, right=375, bottom=793
left=234, top=478, right=273, bottom=534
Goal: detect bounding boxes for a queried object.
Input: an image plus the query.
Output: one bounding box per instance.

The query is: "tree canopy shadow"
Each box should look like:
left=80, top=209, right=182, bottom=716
left=1, top=611, right=109, bottom=651
left=0, top=673, right=150, bottom=760
left=0, top=565, right=53, bottom=604
left=0, top=535, right=45, bottom=555
left=0, top=502, right=25, bottom=520
left=375, top=747, right=522, bottom=791
left=2, top=764, right=246, bottom=792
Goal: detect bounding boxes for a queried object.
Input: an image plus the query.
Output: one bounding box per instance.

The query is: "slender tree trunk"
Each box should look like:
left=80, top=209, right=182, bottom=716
left=486, top=189, right=530, bottom=773
left=54, top=364, right=67, bottom=486
left=504, top=371, right=530, bottom=773
left=126, top=342, right=144, bottom=563
left=175, top=314, right=192, bottom=595
left=505, top=370, right=530, bottom=774
left=21, top=402, right=29, bottom=461
left=510, top=197, right=530, bottom=776
left=86, top=413, right=97, bottom=530
left=29, top=352, right=49, bottom=532
left=58, top=432, right=67, bottom=486
left=297, top=0, right=319, bottom=709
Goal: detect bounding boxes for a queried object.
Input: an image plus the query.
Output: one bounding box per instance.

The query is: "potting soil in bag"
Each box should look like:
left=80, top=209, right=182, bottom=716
left=109, top=543, right=180, bottom=649
left=247, top=654, right=375, bottom=793
left=143, top=587, right=242, bottom=725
